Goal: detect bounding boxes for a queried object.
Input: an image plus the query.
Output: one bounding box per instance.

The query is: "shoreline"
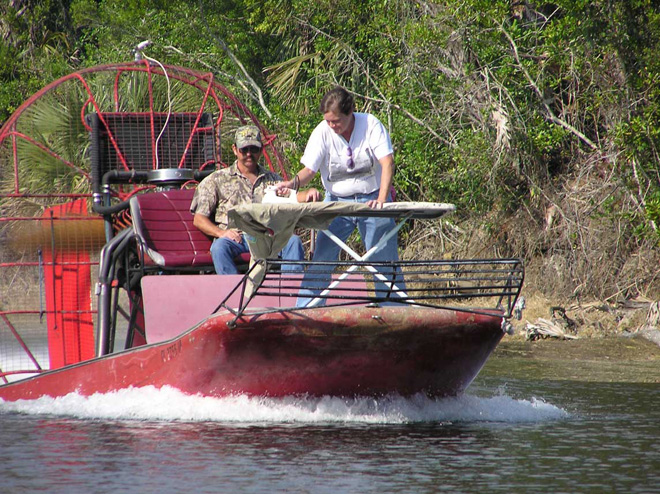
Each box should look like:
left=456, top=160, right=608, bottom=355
left=482, top=333, right=660, bottom=383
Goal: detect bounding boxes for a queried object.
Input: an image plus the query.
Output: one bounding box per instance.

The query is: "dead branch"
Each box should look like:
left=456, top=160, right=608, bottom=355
left=198, top=0, right=272, bottom=119
left=525, top=318, right=579, bottom=340
left=164, top=45, right=251, bottom=95
left=500, top=26, right=598, bottom=151
left=294, top=17, right=451, bottom=146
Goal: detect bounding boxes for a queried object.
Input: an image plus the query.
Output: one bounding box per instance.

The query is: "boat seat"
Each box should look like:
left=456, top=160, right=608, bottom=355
left=129, top=188, right=250, bottom=272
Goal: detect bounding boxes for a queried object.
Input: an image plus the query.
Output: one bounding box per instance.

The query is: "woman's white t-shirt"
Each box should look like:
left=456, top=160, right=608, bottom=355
left=300, top=112, right=393, bottom=197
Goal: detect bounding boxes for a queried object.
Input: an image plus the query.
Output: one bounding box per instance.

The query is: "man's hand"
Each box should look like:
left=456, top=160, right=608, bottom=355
left=219, top=228, right=242, bottom=243
left=193, top=213, right=242, bottom=243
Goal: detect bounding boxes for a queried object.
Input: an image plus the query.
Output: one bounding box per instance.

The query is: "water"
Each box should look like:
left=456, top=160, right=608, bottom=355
left=1, top=376, right=658, bottom=493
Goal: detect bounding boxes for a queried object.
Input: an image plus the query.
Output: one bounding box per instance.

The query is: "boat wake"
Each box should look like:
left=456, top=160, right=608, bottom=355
left=0, top=386, right=568, bottom=424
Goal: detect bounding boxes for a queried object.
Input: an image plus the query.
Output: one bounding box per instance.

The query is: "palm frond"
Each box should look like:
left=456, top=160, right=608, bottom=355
left=265, top=52, right=319, bottom=105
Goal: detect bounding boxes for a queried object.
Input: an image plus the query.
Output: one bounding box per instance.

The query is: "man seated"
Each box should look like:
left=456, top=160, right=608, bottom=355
left=191, top=125, right=320, bottom=274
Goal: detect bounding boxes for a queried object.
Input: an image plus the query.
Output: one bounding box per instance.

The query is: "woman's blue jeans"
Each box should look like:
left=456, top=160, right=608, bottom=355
left=211, top=234, right=304, bottom=275
left=296, top=190, right=404, bottom=307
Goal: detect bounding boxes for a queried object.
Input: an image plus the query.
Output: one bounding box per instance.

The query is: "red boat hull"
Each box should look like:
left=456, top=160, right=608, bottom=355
left=0, top=307, right=504, bottom=401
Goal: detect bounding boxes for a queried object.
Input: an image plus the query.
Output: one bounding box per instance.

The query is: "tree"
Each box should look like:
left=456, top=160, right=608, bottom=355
left=2, top=0, right=660, bottom=301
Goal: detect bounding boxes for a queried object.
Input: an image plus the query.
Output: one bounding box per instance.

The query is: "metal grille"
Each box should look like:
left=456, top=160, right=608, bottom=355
left=87, top=112, right=216, bottom=174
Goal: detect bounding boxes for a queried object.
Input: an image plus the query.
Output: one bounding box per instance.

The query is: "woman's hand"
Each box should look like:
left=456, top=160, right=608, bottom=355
left=297, top=188, right=322, bottom=203
left=366, top=199, right=384, bottom=209
left=274, top=180, right=294, bottom=194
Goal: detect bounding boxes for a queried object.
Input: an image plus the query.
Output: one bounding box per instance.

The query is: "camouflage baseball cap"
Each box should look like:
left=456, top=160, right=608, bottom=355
left=234, top=125, right=263, bottom=149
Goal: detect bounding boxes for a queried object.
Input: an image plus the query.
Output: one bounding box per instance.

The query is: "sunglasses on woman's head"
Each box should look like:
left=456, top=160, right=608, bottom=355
left=239, top=145, right=262, bottom=154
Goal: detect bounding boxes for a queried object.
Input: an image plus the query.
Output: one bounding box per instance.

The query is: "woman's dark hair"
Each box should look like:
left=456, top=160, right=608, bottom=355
left=319, top=86, right=354, bottom=115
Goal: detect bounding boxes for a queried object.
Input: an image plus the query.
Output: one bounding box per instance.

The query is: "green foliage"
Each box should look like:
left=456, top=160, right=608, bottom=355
left=0, top=1, right=74, bottom=122
left=644, top=191, right=660, bottom=237
left=2, top=0, right=660, bottom=244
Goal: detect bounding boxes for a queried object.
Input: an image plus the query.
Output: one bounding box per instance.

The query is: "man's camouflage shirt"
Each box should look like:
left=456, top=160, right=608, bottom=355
left=190, top=161, right=282, bottom=229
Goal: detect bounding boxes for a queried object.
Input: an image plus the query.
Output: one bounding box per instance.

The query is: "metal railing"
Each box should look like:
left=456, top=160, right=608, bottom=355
left=216, top=257, right=524, bottom=327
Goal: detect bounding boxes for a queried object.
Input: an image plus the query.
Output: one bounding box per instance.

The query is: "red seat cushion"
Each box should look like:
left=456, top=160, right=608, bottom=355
left=131, top=188, right=250, bottom=269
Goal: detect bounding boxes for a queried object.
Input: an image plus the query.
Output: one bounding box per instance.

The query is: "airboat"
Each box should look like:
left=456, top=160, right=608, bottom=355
left=0, top=59, right=523, bottom=401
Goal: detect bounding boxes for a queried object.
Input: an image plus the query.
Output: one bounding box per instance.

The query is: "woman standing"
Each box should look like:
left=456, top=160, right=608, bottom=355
left=278, top=86, right=402, bottom=307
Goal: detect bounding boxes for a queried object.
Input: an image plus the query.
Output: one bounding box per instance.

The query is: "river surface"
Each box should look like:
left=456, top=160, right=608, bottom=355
left=1, top=351, right=658, bottom=494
